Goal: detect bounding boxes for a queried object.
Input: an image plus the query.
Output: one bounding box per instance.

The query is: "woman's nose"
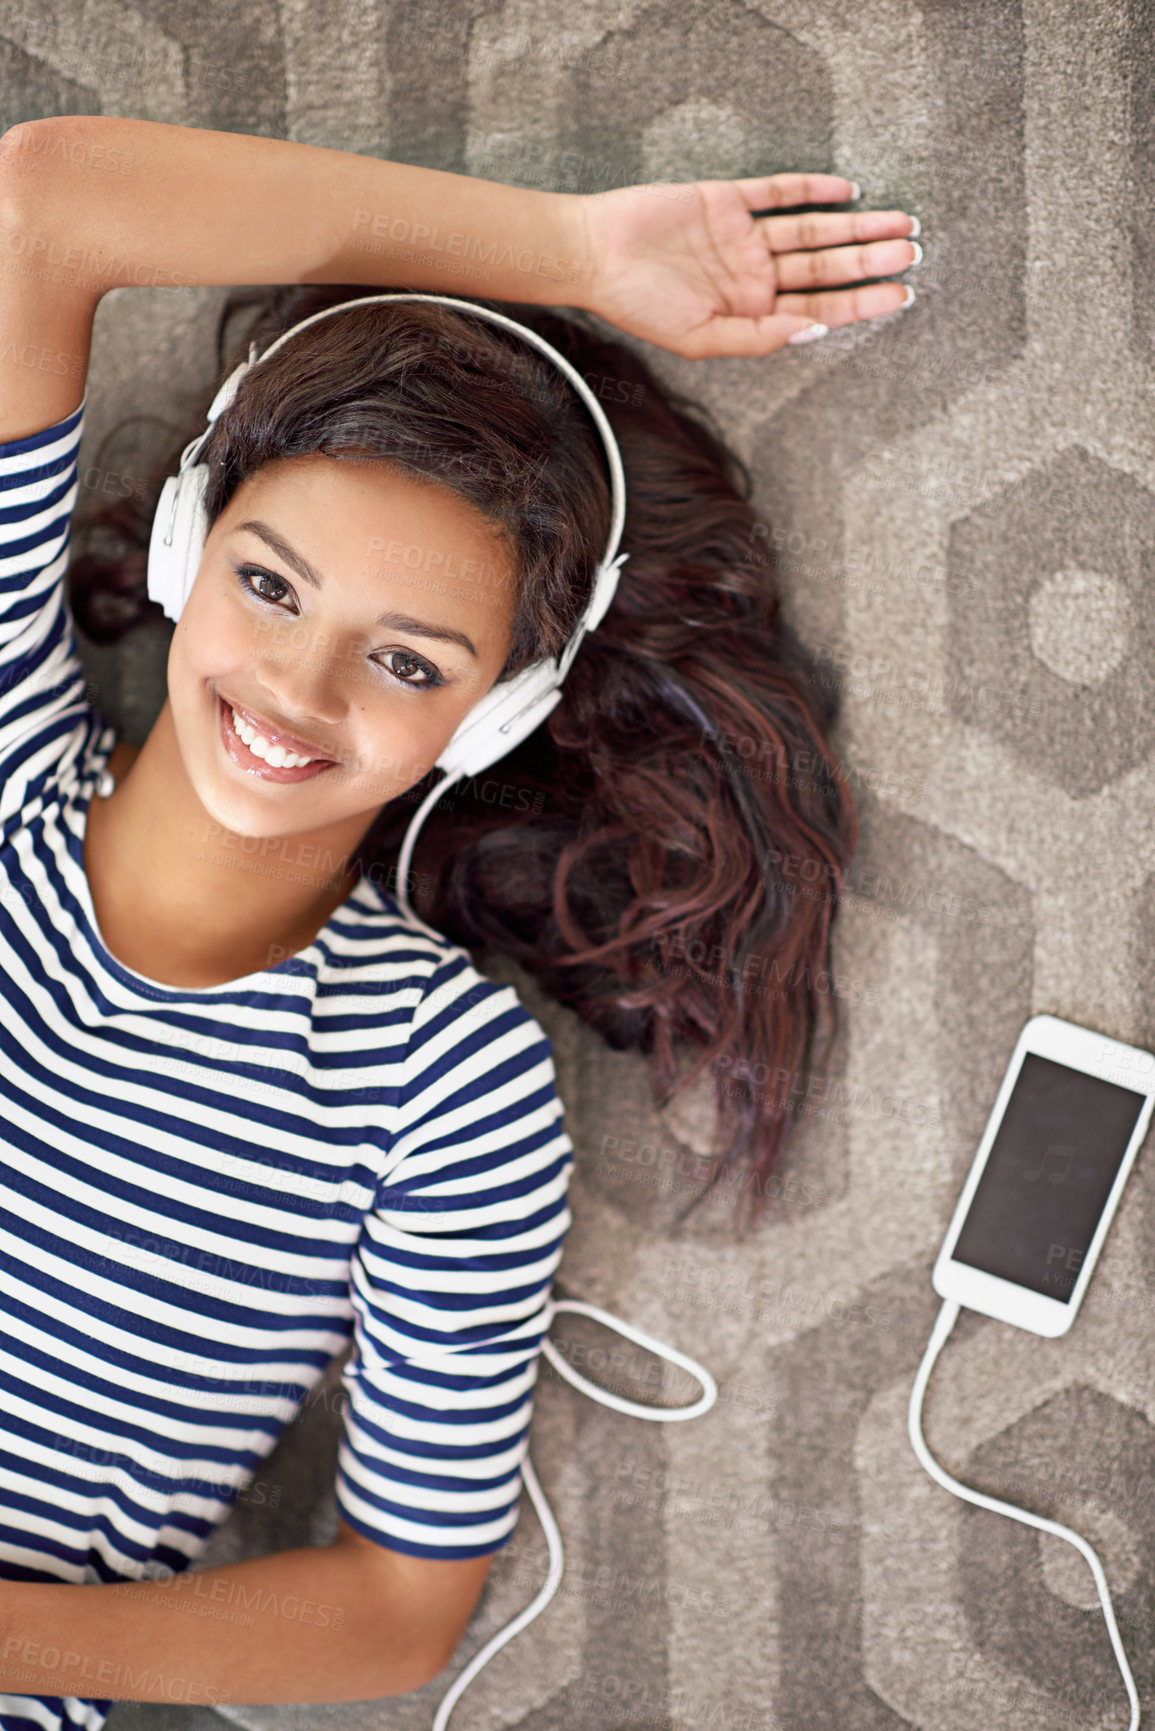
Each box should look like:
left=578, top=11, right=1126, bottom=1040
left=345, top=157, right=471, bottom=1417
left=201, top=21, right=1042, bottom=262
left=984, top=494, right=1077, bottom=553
left=253, top=625, right=353, bottom=726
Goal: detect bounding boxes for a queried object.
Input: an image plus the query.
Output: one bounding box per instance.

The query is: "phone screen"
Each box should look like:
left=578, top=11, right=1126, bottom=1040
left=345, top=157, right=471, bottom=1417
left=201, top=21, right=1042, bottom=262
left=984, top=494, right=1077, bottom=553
left=952, top=1052, right=1146, bottom=1301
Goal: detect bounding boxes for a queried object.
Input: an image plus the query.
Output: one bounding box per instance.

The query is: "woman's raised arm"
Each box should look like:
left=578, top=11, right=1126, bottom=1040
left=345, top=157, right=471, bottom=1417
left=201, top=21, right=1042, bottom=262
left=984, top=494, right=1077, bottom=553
left=0, top=116, right=919, bottom=410
left=3, top=114, right=587, bottom=309
left=0, top=112, right=592, bottom=442
left=0, top=126, right=104, bottom=441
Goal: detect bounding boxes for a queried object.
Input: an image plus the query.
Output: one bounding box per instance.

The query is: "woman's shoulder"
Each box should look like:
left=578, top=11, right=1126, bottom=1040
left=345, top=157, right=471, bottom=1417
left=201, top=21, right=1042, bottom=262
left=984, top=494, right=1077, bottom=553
left=341, top=869, right=474, bottom=972
left=341, top=872, right=549, bottom=1040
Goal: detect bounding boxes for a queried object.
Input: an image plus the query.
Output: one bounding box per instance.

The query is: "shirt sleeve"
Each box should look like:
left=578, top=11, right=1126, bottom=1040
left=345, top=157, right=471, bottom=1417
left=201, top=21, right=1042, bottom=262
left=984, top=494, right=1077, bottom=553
left=334, top=953, right=574, bottom=1559
left=0, top=399, right=97, bottom=829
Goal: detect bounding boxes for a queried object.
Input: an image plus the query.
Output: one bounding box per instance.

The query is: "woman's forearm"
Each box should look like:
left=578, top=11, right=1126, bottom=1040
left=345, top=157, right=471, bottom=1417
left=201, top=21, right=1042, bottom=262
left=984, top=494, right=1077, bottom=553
left=3, top=116, right=592, bottom=307
left=0, top=1538, right=453, bottom=1707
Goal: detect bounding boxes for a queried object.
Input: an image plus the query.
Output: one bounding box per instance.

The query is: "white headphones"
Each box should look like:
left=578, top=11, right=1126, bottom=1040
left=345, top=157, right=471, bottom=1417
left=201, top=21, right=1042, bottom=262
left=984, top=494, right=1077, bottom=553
left=147, top=292, right=629, bottom=928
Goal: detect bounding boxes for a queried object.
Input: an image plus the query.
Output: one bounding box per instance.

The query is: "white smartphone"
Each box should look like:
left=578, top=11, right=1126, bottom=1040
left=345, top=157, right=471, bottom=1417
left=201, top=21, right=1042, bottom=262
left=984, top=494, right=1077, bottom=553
left=932, top=1013, right=1155, bottom=1337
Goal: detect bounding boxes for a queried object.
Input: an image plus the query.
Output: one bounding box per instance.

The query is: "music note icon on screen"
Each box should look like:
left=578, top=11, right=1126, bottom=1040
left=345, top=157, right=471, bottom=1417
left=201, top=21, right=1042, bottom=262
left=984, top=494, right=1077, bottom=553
left=1022, top=1143, right=1076, bottom=1184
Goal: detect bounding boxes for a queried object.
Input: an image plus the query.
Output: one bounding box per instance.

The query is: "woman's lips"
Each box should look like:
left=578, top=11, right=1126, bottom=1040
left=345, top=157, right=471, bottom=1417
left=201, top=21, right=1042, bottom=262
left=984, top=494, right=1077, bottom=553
left=226, top=694, right=339, bottom=762
left=218, top=695, right=339, bottom=784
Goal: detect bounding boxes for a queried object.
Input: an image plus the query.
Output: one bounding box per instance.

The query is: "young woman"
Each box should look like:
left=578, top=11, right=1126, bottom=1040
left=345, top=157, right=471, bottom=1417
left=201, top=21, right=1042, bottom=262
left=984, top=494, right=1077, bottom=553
left=0, top=115, right=917, bottom=1725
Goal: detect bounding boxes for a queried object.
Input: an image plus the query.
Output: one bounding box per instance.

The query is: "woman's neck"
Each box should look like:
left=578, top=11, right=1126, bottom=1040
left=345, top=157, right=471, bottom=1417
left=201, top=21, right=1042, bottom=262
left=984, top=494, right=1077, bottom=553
left=83, top=703, right=374, bottom=989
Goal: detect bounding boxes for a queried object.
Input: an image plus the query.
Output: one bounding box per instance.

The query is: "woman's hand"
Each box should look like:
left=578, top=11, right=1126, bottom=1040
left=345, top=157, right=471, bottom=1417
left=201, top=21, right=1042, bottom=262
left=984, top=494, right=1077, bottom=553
left=574, top=173, right=920, bottom=359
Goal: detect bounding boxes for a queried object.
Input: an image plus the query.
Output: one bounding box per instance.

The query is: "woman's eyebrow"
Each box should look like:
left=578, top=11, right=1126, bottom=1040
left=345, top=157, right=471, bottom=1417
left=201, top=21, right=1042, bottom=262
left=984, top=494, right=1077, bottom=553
left=235, top=518, right=479, bottom=657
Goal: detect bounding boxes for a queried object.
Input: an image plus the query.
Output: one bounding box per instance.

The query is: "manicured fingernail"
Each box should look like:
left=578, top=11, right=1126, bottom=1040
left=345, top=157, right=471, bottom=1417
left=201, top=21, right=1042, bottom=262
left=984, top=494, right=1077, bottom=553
left=907, top=215, right=921, bottom=239
left=788, top=324, right=830, bottom=345
left=848, top=181, right=861, bottom=200
left=899, top=286, right=916, bottom=308
left=908, top=240, right=923, bottom=266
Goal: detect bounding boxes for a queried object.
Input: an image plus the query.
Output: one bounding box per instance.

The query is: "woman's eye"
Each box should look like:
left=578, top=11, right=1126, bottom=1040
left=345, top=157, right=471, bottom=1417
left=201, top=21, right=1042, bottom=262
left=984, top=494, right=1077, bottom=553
left=235, top=564, right=290, bottom=606
left=378, top=649, right=444, bottom=689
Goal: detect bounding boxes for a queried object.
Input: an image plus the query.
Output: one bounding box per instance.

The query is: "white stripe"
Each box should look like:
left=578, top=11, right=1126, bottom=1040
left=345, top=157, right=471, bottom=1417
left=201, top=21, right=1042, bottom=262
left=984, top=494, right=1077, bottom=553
left=335, top=1455, right=518, bottom=1549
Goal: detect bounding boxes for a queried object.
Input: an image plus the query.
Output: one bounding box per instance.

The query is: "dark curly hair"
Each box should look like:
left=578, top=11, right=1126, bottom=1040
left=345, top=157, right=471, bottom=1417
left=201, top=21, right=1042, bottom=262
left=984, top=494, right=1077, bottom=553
left=69, top=282, right=858, bottom=1234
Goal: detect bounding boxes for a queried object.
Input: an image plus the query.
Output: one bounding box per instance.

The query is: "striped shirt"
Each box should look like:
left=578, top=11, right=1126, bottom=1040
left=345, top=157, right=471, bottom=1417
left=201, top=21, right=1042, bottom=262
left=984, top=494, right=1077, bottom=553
left=0, top=401, right=574, bottom=1731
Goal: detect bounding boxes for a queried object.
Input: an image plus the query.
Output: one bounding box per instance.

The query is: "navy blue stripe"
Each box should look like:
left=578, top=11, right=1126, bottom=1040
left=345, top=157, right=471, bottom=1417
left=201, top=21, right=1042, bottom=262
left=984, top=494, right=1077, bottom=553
left=0, top=469, right=77, bottom=525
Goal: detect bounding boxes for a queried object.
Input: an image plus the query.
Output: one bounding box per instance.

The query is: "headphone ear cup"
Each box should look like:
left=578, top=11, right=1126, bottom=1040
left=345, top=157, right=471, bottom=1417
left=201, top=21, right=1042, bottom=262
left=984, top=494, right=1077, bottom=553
left=435, top=662, right=563, bottom=778
left=147, top=463, right=211, bottom=623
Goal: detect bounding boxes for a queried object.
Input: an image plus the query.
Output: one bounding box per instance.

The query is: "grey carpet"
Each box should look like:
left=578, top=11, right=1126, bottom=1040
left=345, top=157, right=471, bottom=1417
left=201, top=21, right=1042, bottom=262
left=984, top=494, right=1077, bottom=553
left=5, top=0, right=1155, bottom=1726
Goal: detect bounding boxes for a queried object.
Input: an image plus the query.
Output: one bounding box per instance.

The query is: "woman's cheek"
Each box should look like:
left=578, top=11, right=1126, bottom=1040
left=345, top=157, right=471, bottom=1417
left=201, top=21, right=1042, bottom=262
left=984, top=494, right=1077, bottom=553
left=354, top=706, right=442, bottom=792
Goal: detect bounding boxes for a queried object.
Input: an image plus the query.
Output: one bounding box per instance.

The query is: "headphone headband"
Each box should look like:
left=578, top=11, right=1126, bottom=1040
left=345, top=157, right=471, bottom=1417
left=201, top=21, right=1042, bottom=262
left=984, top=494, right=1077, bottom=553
left=203, top=294, right=626, bottom=572
left=164, top=293, right=627, bottom=638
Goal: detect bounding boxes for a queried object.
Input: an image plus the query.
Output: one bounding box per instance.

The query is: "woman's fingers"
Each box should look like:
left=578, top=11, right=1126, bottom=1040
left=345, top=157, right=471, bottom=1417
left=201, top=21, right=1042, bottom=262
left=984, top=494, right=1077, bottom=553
left=773, top=281, right=916, bottom=327
left=759, top=209, right=919, bottom=254
left=729, top=171, right=862, bottom=209
left=673, top=279, right=915, bottom=356
left=671, top=314, right=831, bottom=359
left=774, top=236, right=921, bottom=294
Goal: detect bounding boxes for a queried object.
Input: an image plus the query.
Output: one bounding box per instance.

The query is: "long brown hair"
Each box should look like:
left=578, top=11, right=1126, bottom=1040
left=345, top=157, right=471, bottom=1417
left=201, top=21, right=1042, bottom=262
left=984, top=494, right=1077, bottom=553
left=69, top=283, right=858, bottom=1234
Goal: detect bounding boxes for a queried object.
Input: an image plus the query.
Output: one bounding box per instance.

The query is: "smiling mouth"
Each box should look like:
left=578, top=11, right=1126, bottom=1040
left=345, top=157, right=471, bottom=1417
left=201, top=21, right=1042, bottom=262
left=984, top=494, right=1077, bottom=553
left=226, top=695, right=338, bottom=765
left=218, top=694, right=341, bottom=782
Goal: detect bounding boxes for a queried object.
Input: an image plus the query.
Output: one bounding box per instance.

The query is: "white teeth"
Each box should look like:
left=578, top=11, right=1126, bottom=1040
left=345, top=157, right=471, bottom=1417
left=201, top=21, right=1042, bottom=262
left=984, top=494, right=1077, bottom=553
left=229, top=705, right=318, bottom=769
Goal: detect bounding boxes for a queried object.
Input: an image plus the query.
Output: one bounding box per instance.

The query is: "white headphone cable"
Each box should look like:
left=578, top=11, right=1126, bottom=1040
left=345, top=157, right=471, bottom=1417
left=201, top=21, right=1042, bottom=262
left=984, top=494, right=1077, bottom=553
left=391, top=767, right=464, bottom=937
left=432, top=1299, right=717, bottom=1731
left=909, top=1298, right=1139, bottom=1731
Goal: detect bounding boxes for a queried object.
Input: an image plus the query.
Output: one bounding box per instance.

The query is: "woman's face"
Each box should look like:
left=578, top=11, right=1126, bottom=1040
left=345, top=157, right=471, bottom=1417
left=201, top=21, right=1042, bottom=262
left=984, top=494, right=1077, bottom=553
left=166, top=452, right=518, bottom=844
